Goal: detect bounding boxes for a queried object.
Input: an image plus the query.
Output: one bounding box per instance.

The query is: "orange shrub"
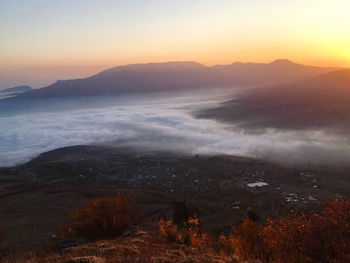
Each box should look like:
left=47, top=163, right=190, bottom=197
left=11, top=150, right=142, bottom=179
left=183, top=217, right=210, bottom=248
left=263, top=197, right=350, bottom=263
left=225, top=197, right=350, bottom=263
left=321, top=196, right=350, bottom=260
left=158, top=216, right=210, bottom=248
left=158, top=218, right=181, bottom=243
left=58, top=194, right=132, bottom=240
left=263, top=212, right=315, bottom=263
left=217, top=234, right=235, bottom=256
left=230, top=218, right=272, bottom=263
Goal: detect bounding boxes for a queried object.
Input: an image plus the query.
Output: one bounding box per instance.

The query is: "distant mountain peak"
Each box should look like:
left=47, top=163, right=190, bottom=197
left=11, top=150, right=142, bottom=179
left=143, top=61, right=206, bottom=68
left=270, top=59, right=295, bottom=65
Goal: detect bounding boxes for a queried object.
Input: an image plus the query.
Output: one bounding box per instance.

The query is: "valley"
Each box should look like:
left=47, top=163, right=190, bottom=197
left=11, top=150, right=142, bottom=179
left=1, top=145, right=349, bottom=251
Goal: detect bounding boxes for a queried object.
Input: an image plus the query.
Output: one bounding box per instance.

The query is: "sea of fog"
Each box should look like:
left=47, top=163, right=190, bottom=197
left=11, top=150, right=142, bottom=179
left=1, top=88, right=350, bottom=167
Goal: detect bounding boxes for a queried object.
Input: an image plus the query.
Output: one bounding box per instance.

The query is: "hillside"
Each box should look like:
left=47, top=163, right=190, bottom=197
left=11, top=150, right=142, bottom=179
left=14, top=60, right=337, bottom=98
left=198, top=69, right=350, bottom=131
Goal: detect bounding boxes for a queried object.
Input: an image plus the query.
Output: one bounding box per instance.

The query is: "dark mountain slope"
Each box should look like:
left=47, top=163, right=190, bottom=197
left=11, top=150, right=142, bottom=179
left=198, top=69, right=350, bottom=131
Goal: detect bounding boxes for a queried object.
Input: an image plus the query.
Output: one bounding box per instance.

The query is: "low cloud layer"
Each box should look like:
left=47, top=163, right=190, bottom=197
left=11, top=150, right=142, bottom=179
left=1, top=91, right=350, bottom=167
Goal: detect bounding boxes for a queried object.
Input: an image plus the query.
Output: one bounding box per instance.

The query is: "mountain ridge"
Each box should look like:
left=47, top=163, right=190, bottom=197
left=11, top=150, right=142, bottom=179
left=14, top=60, right=338, bottom=99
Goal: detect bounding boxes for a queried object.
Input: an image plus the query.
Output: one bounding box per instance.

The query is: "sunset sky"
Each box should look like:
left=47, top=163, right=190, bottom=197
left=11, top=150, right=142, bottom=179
left=1, top=0, right=350, bottom=88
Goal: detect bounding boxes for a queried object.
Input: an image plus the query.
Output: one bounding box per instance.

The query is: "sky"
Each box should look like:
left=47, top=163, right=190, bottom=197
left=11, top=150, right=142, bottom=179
left=1, top=0, right=350, bottom=88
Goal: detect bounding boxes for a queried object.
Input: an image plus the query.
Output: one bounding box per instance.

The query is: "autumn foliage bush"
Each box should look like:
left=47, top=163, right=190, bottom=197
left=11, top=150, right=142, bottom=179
left=157, top=197, right=350, bottom=262
left=58, top=194, right=132, bottom=240
left=158, top=218, right=181, bottom=243
left=158, top=216, right=210, bottom=249
left=230, top=218, right=272, bottom=262
left=225, top=197, right=350, bottom=263
left=264, top=197, right=350, bottom=263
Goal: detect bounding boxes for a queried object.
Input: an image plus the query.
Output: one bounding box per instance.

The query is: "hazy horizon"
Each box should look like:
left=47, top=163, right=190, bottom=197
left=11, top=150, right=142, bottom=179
left=1, top=58, right=342, bottom=91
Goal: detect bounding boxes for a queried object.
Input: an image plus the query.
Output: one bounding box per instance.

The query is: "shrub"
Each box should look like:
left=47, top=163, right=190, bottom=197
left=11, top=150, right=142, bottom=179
left=263, top=212, right=314, bottom=263
left=158, top=218, right=181, bottom=243
left=217, top=234, right=235, bottom=256
left=230, top=218, right=272, bottom=263
left=225, top=197, right=350, bottom=263
left=321, top=196, right=350, bottom=260
left=183, top=217, right=210, bottom=248
left=158, top=216, right=210, bottom=248
left=58, top=194, right=132, bottom=240
left=262, top=197, right=350, bottom=263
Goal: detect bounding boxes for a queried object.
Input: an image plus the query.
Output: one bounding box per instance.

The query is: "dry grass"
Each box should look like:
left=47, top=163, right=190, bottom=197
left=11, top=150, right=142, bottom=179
left=2, top=232, right=235, bottom=263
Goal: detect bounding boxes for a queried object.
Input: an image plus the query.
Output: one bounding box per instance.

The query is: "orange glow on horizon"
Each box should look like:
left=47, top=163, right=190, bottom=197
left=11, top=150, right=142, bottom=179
left=1, top=0, right=350, bottom=88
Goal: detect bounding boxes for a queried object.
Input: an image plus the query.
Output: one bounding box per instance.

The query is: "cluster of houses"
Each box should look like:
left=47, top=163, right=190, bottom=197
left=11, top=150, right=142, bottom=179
left=81, top=156, right=321, bottom=211
left=284, top=193, right=317, bottom=203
